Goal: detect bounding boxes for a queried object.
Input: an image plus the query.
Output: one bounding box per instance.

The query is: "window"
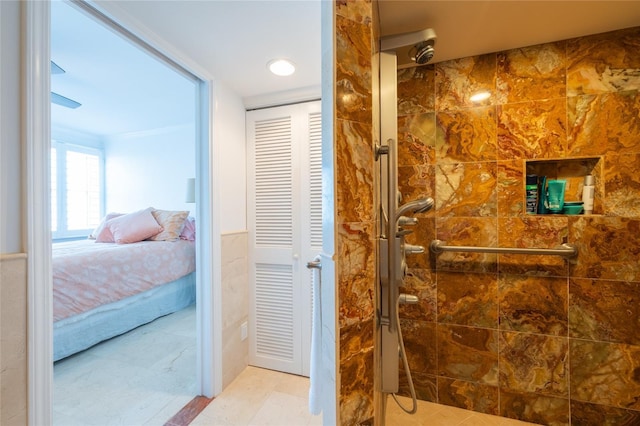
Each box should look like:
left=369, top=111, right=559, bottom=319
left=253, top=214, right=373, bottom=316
left=51, top=141, right=104, bottom=239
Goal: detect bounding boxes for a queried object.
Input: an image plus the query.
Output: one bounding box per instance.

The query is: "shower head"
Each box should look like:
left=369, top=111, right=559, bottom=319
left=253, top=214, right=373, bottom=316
left=396, top=197, right=434, bottom=220
left=381, top=28, right=437, bottom=67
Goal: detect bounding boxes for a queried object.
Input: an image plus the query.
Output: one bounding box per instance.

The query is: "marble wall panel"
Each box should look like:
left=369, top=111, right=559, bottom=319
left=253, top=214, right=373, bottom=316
left=499, top=331, right=568, bottom=397
left=570, top=339, right=640, bottom=410
left=436, top=271, right=498, bottom=329
left=435, top=217, right=498, bottom=273
left=569, top=278, right=640, bottom=345
left=435, top=106, right=497, bottom=163
left=398, top=65, right=435, bottom=115
left=337, top=222, right=375, bottom=328
left=399, top=371, right=436, bottom=402
left=497, top=98, right=567, bottom=160
left=398, top=319, right=436, bottom=376
left=437, top=376, right=499, bottom=415
left=566, top=27, right=640, bottom=96
left=497, top=160, right=525, bottom=217
left=604, top=152, right=640, bottom=217
left=435, top=162, right=497, bottom=217
left=571, top=400, right=640, bottom=425
left=499, top=274, right=568, bottom=336
left=499, top=389, right=570, bottom=425
left=397, top=113, right=436, bottom=166
left=336, top=14, right=372, bottom=123
left=339, top=320, right=375, bottom=424
left=569, top=216, right=640, bottom=281
left=436, top=324, right=498, bottom=386
left=435, top=54, right=497, bottom=111
left=398, top=268, right=436, bottom=322
left=497, top=216, right=569, bottom=276
left=336, top=119, right=374, bottom=224
left=496, top=42, right=566, bottom=104
left=397, top=164, right=435, bottom=205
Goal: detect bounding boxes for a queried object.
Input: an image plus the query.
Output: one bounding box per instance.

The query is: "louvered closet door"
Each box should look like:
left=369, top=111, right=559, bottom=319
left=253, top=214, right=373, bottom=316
left=247, top=101, right=322, bottom=376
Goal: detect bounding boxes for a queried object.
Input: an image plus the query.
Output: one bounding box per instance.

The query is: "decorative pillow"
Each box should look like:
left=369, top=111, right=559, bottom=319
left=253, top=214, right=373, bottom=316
left=148, top=209, right=189, bottom=241
left=90, top=212, right=123, bottom=240
left=179, top=216, right=196, bottom=241
left=105, top=207, right=163, bottom=244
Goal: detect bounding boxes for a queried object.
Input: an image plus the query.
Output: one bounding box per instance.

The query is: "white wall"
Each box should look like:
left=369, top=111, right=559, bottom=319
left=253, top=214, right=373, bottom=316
left=0, top=0, right=22, bottom=254
left=214, top=82, right=247, bottom=233
left=104, top=124, right=196, bottom=215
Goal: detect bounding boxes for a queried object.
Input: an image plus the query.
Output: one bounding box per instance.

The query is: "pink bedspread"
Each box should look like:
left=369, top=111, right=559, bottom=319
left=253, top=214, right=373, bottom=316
left=53, top=239, right=195, bottom=322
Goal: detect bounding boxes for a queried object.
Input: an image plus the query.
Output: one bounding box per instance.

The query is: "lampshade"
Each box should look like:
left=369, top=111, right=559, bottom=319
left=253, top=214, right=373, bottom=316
left=185, top=178, right=196, bottom=203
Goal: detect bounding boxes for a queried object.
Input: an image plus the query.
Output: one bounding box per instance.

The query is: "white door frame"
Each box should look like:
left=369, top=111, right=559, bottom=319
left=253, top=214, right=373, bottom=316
left=24, top=2, right=222, bottom=424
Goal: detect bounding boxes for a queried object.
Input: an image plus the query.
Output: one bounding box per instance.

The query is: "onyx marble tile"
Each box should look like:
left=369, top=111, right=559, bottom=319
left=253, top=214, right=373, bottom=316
left=499, top=274, right=568, bottom=336
left=570, top=339, right=640, bottom=410
left=336, top=14, right=372, bottom=123
left=399, top=319, right=437, bottom=376
left=496, top=41, right=566, bottom=104
left=567, top=26, right=640, bottom=97
left=397, top=164, right=436, bottom=210
left=437, top=271, right=498, bottom=329
left=497, top=216, right=569, bottom=277
left=339, top=321, right=374, bottom=424
left=499, top=331, right=568, bottom=397
left=435, top=53, right=497, bottom=112
left=398, top=65, right=435, bottom=115
left=399, top=268, right=436, bottom=322
left=397, top=112, right=436, bottom=166
left=435, top=106, right=497, bottom=163
left=604, top=152, right=640, bottom=217
left=437, top=324, right=499, bottom=385
left=437, top=376, right=499, bottom=416
left=399, top=371, right=436, bottom=402
left=335, top=0, right=372, bottom=24
left=497, top=160, right=525, bottom=217
left=435, top=162, right=498, bottom=217
left=435, top=217, right=498, bottom=273
left=497, top=98, right=567, bottom=160
left=568, top=91, right=640, bottom=157
left=499, top=389, right=570, bottom=425
left=570, top=400, right=640, bottom=426
left=335, top=119, right=374, bottom=224
left=337, top=221, right=375, bottom=327
left=569, top=216, right=640, bottom=282
left=569, top=278, right=640, bottom=345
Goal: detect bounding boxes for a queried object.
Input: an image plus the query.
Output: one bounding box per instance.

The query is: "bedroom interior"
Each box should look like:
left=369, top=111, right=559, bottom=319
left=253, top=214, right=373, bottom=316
left=50, top=1, right=200, bottom=424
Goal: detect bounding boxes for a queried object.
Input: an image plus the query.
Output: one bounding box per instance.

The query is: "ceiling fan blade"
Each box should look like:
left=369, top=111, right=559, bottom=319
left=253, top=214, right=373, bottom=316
left=51, top=92, right=81, bottom=109
left=51, top=61, right=65, bottom=75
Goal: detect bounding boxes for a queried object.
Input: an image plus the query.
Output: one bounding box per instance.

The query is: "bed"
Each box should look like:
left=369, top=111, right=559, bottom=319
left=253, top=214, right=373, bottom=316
left=53, top=229, right=196, bottom=361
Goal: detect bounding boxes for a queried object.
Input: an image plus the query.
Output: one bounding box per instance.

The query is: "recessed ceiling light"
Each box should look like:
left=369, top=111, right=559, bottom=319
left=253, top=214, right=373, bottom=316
left=469, top=91, right=491, bottom=103
left=268, top=59, right=296, bottom=76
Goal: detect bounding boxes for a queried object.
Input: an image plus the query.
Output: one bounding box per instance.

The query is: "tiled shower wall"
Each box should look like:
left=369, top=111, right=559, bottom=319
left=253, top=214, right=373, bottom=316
left=397, top=27, right=640, bottom=424
left=334, top=0, right=377, bottom=424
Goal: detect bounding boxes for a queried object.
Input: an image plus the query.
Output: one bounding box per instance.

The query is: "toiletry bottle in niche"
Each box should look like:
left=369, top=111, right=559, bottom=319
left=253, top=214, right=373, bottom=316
left=546, top=179, right=566, bottom=213
left=537, top=176, right=548, bottom=214
left=582, top=174, right=595, bottom=214
left=525, top=174, right=538, bottom=214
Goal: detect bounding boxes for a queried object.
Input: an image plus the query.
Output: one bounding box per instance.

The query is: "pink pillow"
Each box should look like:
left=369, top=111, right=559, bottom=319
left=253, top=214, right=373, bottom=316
left=90, top=212, right=123, bottom=241
left=105, top=208, right=163, bottom=244
left=180, top=217, right=196, bottom=241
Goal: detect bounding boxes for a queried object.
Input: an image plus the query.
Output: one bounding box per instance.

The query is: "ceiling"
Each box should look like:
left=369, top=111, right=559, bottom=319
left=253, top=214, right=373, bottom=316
left=51, top=0, right=640, bottom=138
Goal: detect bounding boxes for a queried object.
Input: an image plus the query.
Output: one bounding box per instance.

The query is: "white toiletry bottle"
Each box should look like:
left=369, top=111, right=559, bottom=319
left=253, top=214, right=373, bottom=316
left=582, top=174, right=595, bottom=214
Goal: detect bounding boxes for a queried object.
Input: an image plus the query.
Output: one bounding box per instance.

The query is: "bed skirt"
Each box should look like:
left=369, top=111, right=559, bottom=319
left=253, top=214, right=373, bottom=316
left=53, top=271, right=196, bottom=362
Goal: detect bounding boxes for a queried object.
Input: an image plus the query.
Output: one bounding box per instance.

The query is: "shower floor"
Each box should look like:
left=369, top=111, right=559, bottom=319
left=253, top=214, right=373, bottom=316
left=387, top=396, right=540, bottom=425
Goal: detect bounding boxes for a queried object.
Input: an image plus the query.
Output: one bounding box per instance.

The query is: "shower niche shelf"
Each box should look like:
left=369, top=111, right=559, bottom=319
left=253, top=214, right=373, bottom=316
left=525, top=156, right=603, bottom=215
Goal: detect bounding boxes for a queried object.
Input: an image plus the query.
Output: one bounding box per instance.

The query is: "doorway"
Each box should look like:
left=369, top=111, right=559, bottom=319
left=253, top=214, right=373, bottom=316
left=25, top=1, right=220, bottom=424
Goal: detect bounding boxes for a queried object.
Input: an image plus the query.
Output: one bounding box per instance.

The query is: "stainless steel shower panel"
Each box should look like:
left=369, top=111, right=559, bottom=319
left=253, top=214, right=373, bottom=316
left=378, top=50, right=401, bottom=393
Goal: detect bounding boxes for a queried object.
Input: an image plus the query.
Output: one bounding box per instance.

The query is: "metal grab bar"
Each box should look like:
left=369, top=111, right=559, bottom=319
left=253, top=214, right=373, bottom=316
left=430, top=239, right=578, bottom=258
left=306, top=260, right=322, bottom=269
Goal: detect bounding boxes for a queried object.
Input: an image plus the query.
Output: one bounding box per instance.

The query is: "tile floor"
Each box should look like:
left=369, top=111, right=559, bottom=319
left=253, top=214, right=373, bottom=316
left=53, top=305, right=538, bottom=426
left=192, top=366, right=539, bottom=426
left=53, top=305, right=197, bottom=425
